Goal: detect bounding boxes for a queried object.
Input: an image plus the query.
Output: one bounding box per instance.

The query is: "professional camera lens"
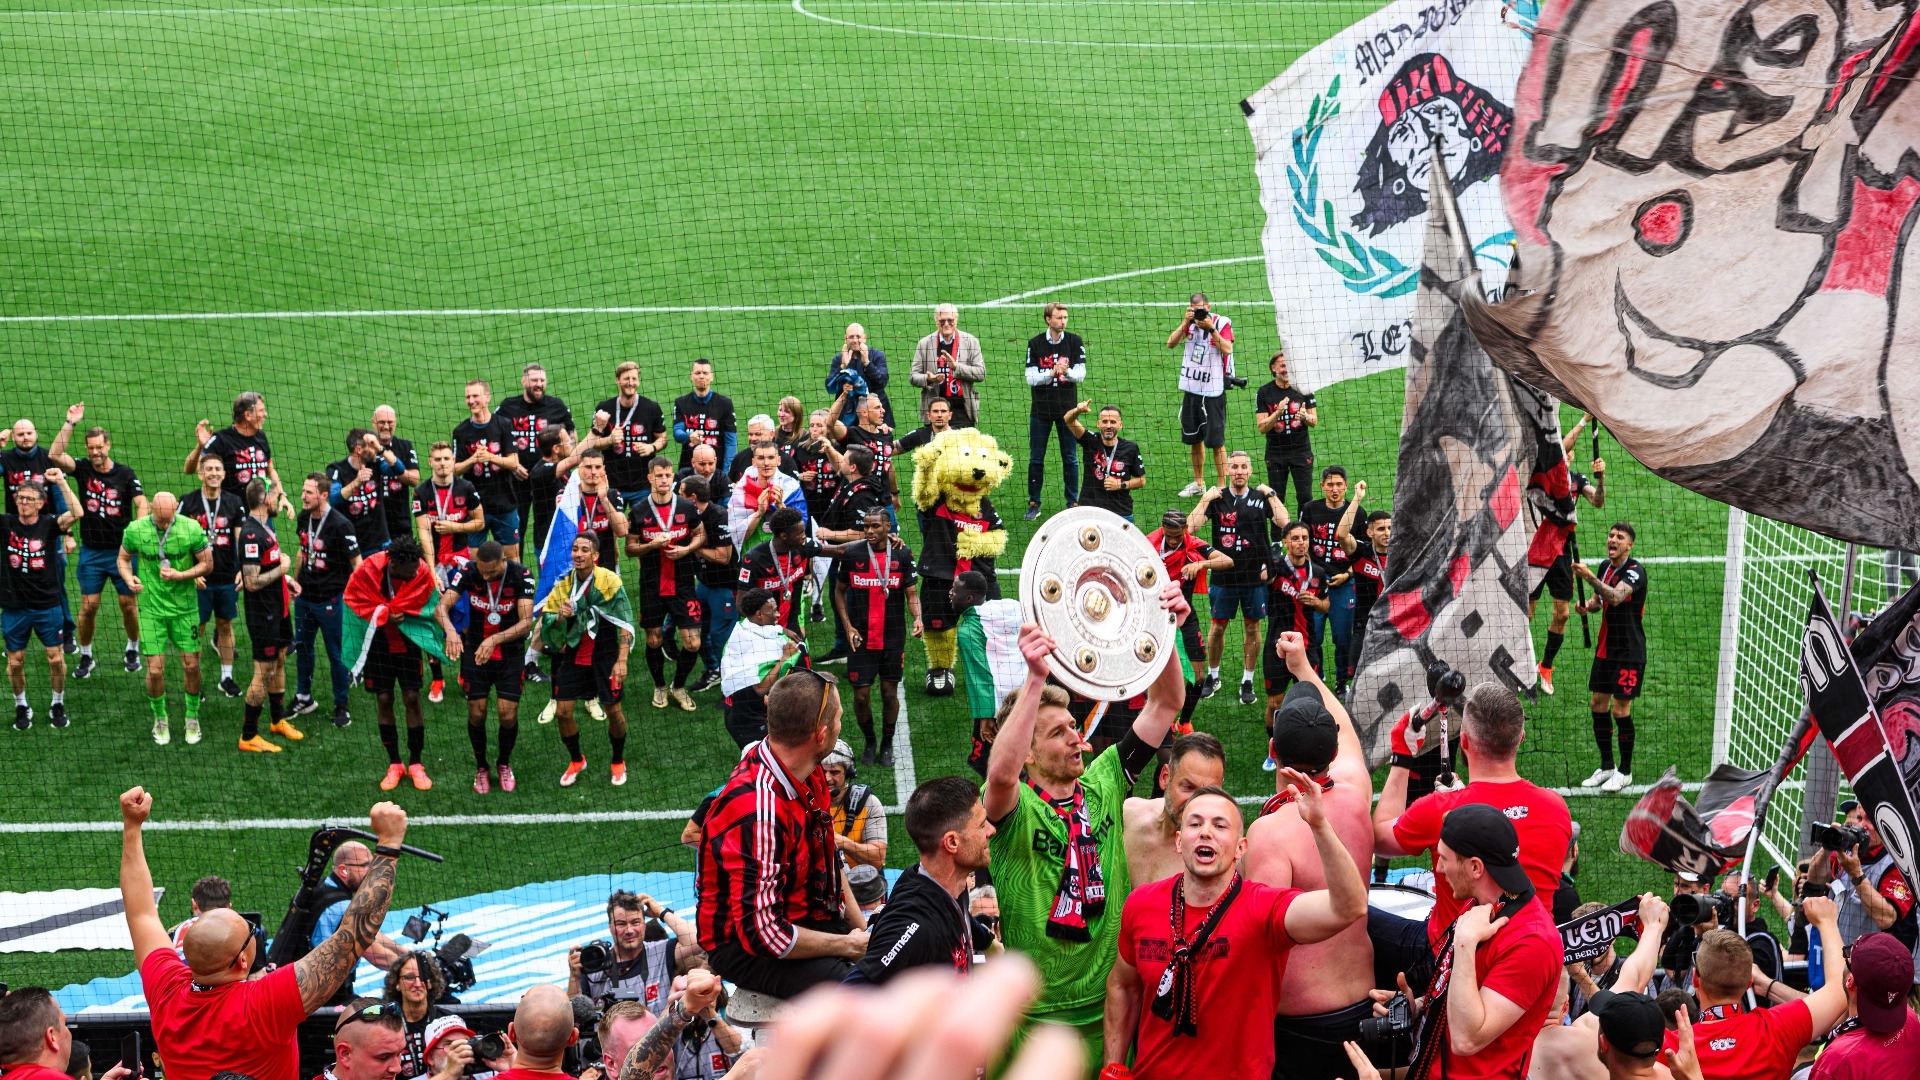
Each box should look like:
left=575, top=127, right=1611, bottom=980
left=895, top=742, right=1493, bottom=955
left=578, top=939, right=615, bottom=974
left=1671, top=892, right=1706, bottom=925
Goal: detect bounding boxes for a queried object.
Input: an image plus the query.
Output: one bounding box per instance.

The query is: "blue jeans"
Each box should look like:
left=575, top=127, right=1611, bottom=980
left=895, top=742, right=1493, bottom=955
left=697, top=581, right=736, bottom=672
left=1308, top=578, right=1357, bottom=685
left=1026, top=410, right=1079, bottom=507
left=294, top=594, right=350, bottom=707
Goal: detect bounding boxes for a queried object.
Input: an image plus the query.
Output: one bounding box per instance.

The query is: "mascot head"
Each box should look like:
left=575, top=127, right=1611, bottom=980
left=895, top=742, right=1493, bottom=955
left=912, top=428, right=1011, bottom=515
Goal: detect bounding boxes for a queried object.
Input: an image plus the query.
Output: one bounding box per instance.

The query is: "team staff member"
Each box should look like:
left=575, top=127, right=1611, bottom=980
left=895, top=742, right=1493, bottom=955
left=592, top=361, right=669, bottom=504
left=542, top=533, right=635, bottom=788
left=438, top=541, right=535, bottom=796
left=182, top=455, right=245, bottom=698
left=370, top=405, right=421, bottom=557
left=679, top=473, right=735, bottom=693
left=237, top=478, right=302, bottom=752
left=1298, top=467, right=1366, bottom=694
left=1666, top=897, right=1850, bottom=1079
left=985, top=594, right=1187, bottom=1061
left=673, top=358, right=736, bottom=471
left=119, top=786, right=410, bottom=1080
left=451, top=379, right=525, bottom=561
left=850, top=775, right=998, bottom=984
left=1064, top=402, right=1145, bottom=521
left=565, top=890, right=702, bottom=1010
left=910, top=304, right=985, bottom=428
left=328, top=428, right=394, bottom=554
left=118, top=492, right=212, bottom=746
left=350, top=537, right=435, bottom=792
left=495, top=362, right=572, bottom=530
left=1146, top=510, right=1231, bottom=734
left=1337, top=506, right=1391, bottom=655
left=6, top=410, right=75, bottom=514
left=627, top=457, right=704, bottom=713
left=1191, top=452, right=1287, bottom=705
left=290, top=472, right=362, bottom=729
left=188, top=391, right=291, bottom=514
left=677, top=443, right=731, bottom=509
left=833, top=508, right=920, bottom=765
left=894, top=398, right=955, bottom=462
left=1574, top=522, right=1648, bottom=792
left=3, top=475, right=80, bottom=731
left=1256, top=350, right=1317, bottom=511
left=1024, top=302, right=1086, bottom=520
left=1169, top=293, right=1235, bottom=498
left=1106, top=778, right=1366, bottom=1080
left=53, top=421, right=146, bottom=678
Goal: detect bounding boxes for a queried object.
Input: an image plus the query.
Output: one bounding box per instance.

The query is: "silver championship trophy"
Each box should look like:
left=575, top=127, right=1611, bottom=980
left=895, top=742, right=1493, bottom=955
left=1018, top=506, right=1177, bottom=701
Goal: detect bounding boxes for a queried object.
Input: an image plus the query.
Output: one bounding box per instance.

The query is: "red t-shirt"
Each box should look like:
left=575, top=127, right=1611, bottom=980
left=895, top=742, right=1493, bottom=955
left=1391, top=779, right=1572, bottom=942
left=1116, top=876, right=1300, bottom=1080
left=1438, top=898, right=1563, bottom=1080
left=2, top=1064, right=78, bottom=1080
left=1810, top=1011, right=1920, bottom=1078
left=1663, top=999, right=1813, bottom=1080
left=140, top=948, right=308, bottom=1080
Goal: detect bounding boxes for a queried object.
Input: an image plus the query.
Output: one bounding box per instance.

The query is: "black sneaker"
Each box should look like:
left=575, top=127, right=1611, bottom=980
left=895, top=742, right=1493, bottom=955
left=878, top=746, right=895, bottom=767
left=12, top=704, right=30, bottom=730
left=524, top=661, right=549, bottom=685
left=927, top=669, right=954, bottom=698
left=817, top=647, right=850, bottom=666
left=924, top=670, right=938, bottom=694
left=1024, top=503, right=1042, bottom=521
left=290, top=695, right=320, bottom=717
left=219, top=676, right=242, bottom=698
left=1197, top=673, right=1219, bottom=699
left=49, top=702, right=68, bottom=729
left=331, top=705, right=352, bottom=729
left=691, top=669, right=721, bottom=693
left=72, top=654, right=96, bottom=680
left=123, top=648, right=141, bottom=673
left=1239, top=680, right=1257, bottom=706
left=861, top=742, right=876, bottom=766
left=809, top=602, right=826, bottom=624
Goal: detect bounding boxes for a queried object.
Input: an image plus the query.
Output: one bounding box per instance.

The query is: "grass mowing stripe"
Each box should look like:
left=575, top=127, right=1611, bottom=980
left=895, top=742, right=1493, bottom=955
left=0, top=300, right=1274, bottom=323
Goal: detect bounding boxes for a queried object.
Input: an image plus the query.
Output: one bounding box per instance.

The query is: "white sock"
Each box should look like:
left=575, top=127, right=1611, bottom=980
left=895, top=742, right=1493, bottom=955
left=221, top=664, right=233, bottom=680
left=14, top=693, right=25, bottom=707
left=1242, top=669, right=1256, bottom=683
left=126, top=639, right=139, bottom=651
left=51, top=690, right=63, bottom=705
left=1207, top=666, right=1220, bottom=679
left=80, top=644, right=93, bottom=658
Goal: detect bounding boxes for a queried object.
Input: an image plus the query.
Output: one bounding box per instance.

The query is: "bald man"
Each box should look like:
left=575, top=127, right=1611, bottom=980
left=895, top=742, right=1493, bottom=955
left=605, top=971, right=722, bottom=1080
left=118, top=493, right=212, bottom=745
left=120, top=787, right=410, bottom=1080
left=828, top=323, right=891, bottom=428
left=370, top=406, right=421, bottom=569
left=327, top=997, right=407, bottom=1080
left=308, top=842, right=408, bottom=968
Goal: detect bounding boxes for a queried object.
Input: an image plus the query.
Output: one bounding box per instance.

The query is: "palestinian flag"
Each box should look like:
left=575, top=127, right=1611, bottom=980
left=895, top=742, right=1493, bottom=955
left=720, top=619, right=806, bottom=698
left=342, top=550, right=448, bottom=678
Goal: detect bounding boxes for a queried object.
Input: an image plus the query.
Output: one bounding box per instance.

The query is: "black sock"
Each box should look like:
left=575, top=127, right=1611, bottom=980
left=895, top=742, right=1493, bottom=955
left=646, top=644, right=667, bottom=686
left=881, top=719, right=896, bottom=750
left=498, top=723, right=517, bottom=767
left=268, top=692, right=286, bottom=722
left=468, top=722, right=490, bottom=769
left=1180, top=682, right=1200, bottom=725
left=609, top=733, right=626, bottom=765
left=857, top=715, right=876, bottom=746
left=243, top=702, right=262, bottom=740
left=561, top=732, right=584, bottom=763
left=673, top=657, right=695, bottom=688
left=1591, top=710, right=1614, bottom=771
left=379, top=722, right=402, bottom=765
left=406, top=724, right=425, bottom=766
left=1544, top=631, right=1565, bottom=667
left=1617, top=715, right=1635, bottom=775
left=429, top=657, right=444, bottom=681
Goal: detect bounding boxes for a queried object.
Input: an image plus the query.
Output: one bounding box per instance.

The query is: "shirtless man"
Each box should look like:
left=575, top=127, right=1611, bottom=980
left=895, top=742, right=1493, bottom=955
left=1244, top=629, right=1378, bottom=1080
left=1528, top=894, right=1670, bottom=1080
left=1120, top=731, right=1225, bottom=888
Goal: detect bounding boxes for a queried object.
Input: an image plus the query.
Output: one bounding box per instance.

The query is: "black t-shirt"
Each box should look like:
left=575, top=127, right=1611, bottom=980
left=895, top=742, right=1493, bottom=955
left=379, top=437, right=418, bottom=542
left=595, top=394, right=667, bottom=494
left=71, top=460, right=142, bottom=550
left=842, top=425, right=897, bottom=485
left=1596, top=557, right=1648, bottom=662
left=791, top=441, right=841, bottom=519
left=495, top=393, right=574, bottom=467
left=326, top=458, right=390, bottom=553
left=631, top=494, right=701, bottom=598
left=201, top=426, right=274, bottom=499
left=1, top=512, right=63, bottom=610
left=738, top=540, right=823, bottom=629
left=674, top=392, right=736, bottom=469
left=294, top=508, right=361, bottom=601
left=1075, top=431, right=1143, bottom=518
left=894, top=424, right=945, bottom=457
left=527, top=460, right=561, bottom=551
left=1026, top=331, right=1085, bottom=415
left=1257, top=383, right=1316, bottom=461
left=451, top=415, right=515, bottom=511
left=412, top=478, right=483, bottom=564
left=1299, top=498, right=1364, bottom=578
left=838, top=540, right=916, bottom=652
left=823, top=475, right=889, bottom=534
left=692, top=502, right=736, bottom=588
left=1204, top=487, right=1274, bottom=587
left=237, top=515, right=288, bottom=621
left=1, top=446, right=54, bottom=515
left=181, top=489, right=245, bottom=583
left=852, top=864, right=993, bottom=984
left=446, top=560, right=535, bottom=653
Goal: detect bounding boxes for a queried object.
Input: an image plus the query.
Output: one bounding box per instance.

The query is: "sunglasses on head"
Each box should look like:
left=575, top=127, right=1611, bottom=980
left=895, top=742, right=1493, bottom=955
left=803, top=668, right=838, bottom=727
left=335, top=1000, right=401, bottom=1034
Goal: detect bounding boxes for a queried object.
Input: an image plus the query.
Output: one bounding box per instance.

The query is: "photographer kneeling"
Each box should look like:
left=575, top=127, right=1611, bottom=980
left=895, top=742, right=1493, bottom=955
left=567, top=891, right=703, bottom=1015
left=1805, top=801, right=1919, bottom=952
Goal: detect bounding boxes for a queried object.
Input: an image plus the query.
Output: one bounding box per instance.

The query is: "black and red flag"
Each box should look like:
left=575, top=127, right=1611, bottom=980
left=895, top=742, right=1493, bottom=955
left=1619, top=765, right=1770, bottom=879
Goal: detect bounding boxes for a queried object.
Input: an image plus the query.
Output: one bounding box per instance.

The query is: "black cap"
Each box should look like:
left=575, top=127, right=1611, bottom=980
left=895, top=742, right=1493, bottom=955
left=1590, top=991, right=1665, bottom=1057
left=1838, top=799, right=1861, bottom=817
left=1270, top=683, right=1338, bottom=772
left=1439, top=803, right=1533, bottom=898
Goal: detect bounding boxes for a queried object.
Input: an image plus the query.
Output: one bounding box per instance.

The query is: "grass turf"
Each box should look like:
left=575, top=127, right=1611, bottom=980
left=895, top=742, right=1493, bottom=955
left=0, top=0, right=1729, bottom=992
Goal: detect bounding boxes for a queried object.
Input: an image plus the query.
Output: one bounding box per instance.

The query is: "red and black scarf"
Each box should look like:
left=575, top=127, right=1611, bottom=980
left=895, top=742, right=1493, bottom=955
left=1150, top=874, right=1244, bottom=1037
left=1259, top=775, right=1335, bottom=819
left=1030, top=778, right=1105, bottom=941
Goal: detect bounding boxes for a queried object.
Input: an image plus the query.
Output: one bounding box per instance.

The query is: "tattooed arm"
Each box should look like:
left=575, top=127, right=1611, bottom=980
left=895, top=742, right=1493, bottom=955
left=619, top=971, right=721, bottom=1080
left=294, top=802, right=408, bottom=1011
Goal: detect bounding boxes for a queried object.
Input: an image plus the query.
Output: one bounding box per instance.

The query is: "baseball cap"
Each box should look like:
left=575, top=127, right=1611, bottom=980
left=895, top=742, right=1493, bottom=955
left=1838, top=799, right=1861, bottom=817
left=1439, top=802, right=1533, bottom=898
left=423, top=1015, right=477, bottom=1059
left=1848, top=932, right=1915, bottom=1033
left=823, top=740, right=855, bottom=770
left=1269, top=683, right=1337, bottom=772
left=1590, top=991, right=1665, bottom=1057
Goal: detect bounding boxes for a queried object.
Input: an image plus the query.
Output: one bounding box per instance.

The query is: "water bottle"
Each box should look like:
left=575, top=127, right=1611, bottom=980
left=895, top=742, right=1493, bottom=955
left=1807, top=924, right=1824, bottom=990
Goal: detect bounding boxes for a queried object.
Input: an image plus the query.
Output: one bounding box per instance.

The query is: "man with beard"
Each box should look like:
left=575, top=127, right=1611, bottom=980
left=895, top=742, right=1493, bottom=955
left=118, top=492, right=212, bottom=745
left=1121, top=732, right=1226, bottom=887
left=56, top=420, right=146, bottom=677
left=832, top=508, right=919, bottom=764
left=850, top=775, right=998, bottom=984
left=839, top=393, right=899, bottom=519
left=1336, top=500, right=1391, bottom=654
left=452, top=380, right=525, bottom=562
left=494, top=362, right=572, bottom=535
left=181, top=455, right=245, bottom=698
left=591, top=361, right=668, bottom=506
left=437, top=541, right=535, bottom=795
left=371, top=405, right=421, bottom=562
left=291, top=472, right=362, bottom=729
left=1146, top=509, right=1231, bottom=733
left=1104, top=780, right=1366, bottom=1080
left=236, top=478, right=301, bottom=752
left=1573, top=523, right=1648, bottom=792
left=673, top=358, right=736, bottom=472
left=1063, top=401, right=1145, bottom=522
left=1256, top=349, right=1318, bottom=511
left=678, top=471, right=735, bottom=693
left=329, top=428, right=392, bottom=555
left=1297, top=466, right=1366, bottom=694
left=188, top=391, right=291, bottom=515
left=735, top=507, right=841, bottom=635
left=822, top=739, right=888, bottom=870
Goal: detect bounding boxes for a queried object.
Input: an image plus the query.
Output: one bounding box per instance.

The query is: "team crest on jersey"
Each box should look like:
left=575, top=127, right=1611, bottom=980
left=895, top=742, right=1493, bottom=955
left=1709, top=1038, right=1736, bottom=1052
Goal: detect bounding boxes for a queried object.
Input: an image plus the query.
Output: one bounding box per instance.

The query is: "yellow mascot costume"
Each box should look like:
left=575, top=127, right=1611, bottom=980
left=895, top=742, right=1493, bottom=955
left=911, top=429, right=1011, bottom=696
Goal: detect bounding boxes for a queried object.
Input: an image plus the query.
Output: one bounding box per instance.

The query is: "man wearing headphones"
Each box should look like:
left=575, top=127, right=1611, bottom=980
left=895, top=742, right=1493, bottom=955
left=823, top=740, right=888, bottom=870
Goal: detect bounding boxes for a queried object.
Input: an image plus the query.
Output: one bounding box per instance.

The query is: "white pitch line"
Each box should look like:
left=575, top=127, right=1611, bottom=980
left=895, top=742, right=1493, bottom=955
left=791, top=0, right=1302, bottom=48
left=0, top=300, right=1272, bottom=324
left=981, top=255, right=1266, bottom=306
left=892, top=681, right=917, bottom=796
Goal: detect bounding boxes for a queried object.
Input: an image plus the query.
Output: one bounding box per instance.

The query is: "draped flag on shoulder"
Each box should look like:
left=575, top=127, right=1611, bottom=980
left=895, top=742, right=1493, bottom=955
left=341, top=550, right=448, bottom=679
left=1347, top=141, right=1540, bottom=765
left=719, top=620, right=806, bottom=699
left=1802, top=575, right=1920, bottom=887
left=535, top=470, right=583, bottom=608
left=539, top=566, right=633, bottom=653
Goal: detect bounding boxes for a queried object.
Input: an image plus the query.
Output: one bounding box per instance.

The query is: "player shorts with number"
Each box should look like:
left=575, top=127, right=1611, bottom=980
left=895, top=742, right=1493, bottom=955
left=848, top=646, right=904, bottom=688
left=461, top=648, right=525, bottom=702
left=144, top=612, right=200, bottom=657
left=1179, top=391, right=1227, bottom=449
left=1589, top=658, right=1644, bottom=699
left=363, top=640, right=424, bottom=694
left=640, top=585, right=702, bottom=631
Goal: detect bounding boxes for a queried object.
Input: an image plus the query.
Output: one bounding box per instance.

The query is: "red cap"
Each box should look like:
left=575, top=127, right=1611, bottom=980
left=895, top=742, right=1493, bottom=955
left=1848, top=932, right=1916, bottom=1034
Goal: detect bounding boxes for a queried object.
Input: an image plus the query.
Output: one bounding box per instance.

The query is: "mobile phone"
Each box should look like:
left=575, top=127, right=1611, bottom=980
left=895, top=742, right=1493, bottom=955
left=1765, top=866, right=1781, bottom=892
left=120, top=1031, right=142, bottom=1076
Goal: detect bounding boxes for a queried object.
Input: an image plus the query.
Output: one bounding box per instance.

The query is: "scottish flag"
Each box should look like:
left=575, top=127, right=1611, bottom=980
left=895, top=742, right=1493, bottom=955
left=535, top=470, right=582, bottom=606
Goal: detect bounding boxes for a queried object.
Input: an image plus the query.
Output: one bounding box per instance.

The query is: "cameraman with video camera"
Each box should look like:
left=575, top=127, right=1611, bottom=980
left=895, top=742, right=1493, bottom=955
left=1169, top=292, right=1238, bottom=499
left=1805, top=800, right=1919, bottom=951
left=567, top=891, right=702, bottom=1016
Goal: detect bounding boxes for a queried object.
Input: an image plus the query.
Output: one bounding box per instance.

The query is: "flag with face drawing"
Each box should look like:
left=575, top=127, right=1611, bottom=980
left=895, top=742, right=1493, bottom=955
left=1347, top=142, right=1541, bottom=766
left=1462, top=0, right=1920, bottom=550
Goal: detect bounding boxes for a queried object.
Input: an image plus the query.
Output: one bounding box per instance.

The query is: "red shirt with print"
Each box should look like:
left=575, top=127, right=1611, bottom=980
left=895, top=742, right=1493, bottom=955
left=1663, top=999, right=1812, bottom=1080
left=1391, top=779, right=1572, bottom=943
left=140, top=948, right=308, bottom=1080
left=1439, top=898, right=1564, bottom=1080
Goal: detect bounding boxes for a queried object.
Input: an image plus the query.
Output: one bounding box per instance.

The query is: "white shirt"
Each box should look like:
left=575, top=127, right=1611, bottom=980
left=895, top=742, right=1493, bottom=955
left=1178, top=314, right=1234, bottom=397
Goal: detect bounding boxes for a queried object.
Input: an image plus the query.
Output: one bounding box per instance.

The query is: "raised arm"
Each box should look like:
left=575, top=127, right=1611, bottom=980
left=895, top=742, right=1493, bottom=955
left=293, top=802, right=408, bottom=1011
left=117, top=788, right=171, bottom=964
left=1611, top=894, right=1671, bottom=993
left=1333, top=483, right=1366, bottom=555
left=1126, top=582, right=1193, bottom=748
left=985, top=625, right=1054, bottom=823
left=1063, top=400, right=1091, bottom=439
left=1276, top=768, right=1369, bottom=944
left=49, top=404, right=82, bottom=472
left=1274, top=631, right=1369, bottom=790
left=47, top=470, right=81, bottom=530
left=1800, top=897, right=1852, bottom=1037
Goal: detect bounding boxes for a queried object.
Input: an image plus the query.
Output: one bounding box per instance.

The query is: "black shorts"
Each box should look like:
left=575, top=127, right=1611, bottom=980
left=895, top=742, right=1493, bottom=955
left=363, top=641, right=424, bottom=694
left=246, top=611, right=292, bottom=663
left=920, top=576, right=959, bottom=633
left=640, top=586, right=703, bottom=631
left=462, top=650, right=525, bottom=702
left=1180, top=391, right=1227, bottom=448
left=1530, top=552, right=1574, bottom=602
left=847, top=646, right=904, bottom=688
left=1589, top=658, right=1645, bottom=699
left=553, top=639, right=623, bottom=705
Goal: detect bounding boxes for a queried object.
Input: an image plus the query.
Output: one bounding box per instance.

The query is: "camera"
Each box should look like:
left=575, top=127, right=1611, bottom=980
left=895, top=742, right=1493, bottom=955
left=1225, top=374, right=1250, bottom=390
left=1189, top=307, right=1210, bottom=324
left=578, top=939, right=616, bottom=975
left=1671, top=890, right=1732, bottom=926
left=1357, top=993, right=1415, bottom=1042
left=1811, top=822, right=1872, bottom=854
left=468, top=1032, right=508, bottom=1072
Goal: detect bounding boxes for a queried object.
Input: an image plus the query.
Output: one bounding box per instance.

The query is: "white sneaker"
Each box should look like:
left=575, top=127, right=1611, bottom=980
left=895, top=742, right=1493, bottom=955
left=537, top=699, right=557, bottom=724
left=184, top=717, right=202, bottom=745
left=587, top=698, right=608, bottom=722
left=1177, top=481, right=1204, bottom=498
left=152, top=717, right=171, bottom=745
left=1601, top=771, right=1634, bottom=792
left=1579, top=768, right=1615, bottom=788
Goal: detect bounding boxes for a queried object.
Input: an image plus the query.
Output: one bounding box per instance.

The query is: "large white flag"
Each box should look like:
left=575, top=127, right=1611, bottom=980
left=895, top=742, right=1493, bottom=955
left=1241, top=0, right=1532, bottom=391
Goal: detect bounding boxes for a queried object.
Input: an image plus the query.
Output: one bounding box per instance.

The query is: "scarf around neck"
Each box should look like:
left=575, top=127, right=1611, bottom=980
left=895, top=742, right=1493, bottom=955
left=1029, top=777, right=1105, bottom=941
left=1150, top=874, right=1244, bottom=1037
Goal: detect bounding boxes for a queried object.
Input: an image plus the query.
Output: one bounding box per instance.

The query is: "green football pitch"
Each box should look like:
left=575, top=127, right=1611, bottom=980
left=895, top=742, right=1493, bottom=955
left=0, top=0, right=1730, bottom=993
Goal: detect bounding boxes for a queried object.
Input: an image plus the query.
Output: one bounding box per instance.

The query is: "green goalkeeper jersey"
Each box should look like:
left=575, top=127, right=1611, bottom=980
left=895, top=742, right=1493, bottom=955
left=119, top=516, right=209, bottom=621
